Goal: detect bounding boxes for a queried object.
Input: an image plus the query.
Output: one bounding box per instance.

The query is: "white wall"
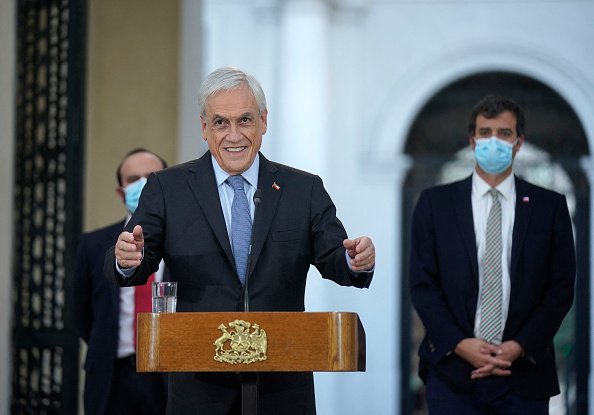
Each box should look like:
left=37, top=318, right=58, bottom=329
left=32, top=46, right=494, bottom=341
left=0, top=1, right=16, bottom=414
left=177, top=0, right=206, bottom=163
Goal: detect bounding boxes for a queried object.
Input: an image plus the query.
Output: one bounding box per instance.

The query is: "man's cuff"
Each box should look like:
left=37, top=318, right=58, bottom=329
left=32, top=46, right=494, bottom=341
left=345, top=250, right=374, bottom=274
left=115, top=259, right=136, bottom=277
left=115, top=248, right=144, bottom=277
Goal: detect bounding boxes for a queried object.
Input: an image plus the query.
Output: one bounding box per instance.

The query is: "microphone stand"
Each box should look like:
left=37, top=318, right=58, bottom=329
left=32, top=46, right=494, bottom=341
left=241, top=189, right=262, bottom=415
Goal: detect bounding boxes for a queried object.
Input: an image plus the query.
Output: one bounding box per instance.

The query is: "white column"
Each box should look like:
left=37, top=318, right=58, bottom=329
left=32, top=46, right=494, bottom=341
left=248, top=2, right=281, bottom=159
left=193, top=0, right=280, bottom=161
left=0, top=1, right=16, bottom=414
left=579, top=155, right=594, bottom=415
left=276, top=0, right=330, bottom=177
left=177, top=0, right=207, bottom=163
left=308, top=4, right=401, bottom=413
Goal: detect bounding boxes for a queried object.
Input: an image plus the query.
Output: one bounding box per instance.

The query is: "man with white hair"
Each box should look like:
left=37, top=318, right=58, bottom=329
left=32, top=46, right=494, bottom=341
left=105, top=67, right=375, bottom=414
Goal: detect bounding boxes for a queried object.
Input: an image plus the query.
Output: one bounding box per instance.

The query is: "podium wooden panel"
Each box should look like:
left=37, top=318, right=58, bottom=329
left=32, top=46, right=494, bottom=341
left=136, top=312, right=365, bottom=373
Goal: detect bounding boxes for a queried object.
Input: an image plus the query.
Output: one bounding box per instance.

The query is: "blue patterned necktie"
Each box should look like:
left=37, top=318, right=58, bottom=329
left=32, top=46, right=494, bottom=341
left=227, top=175, right=252, bottom=285
left=479, top=188, right=503, bottom=344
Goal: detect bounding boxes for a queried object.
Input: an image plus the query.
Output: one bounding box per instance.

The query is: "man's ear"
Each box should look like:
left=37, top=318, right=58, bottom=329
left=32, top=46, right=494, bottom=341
left=116, top=186, right=126, bottom=204
left=469, top=134, right=476, bottom=151
left=260, top=109, right=268, bottom=135
left=516, top=135, right=524, bottom=150
left=201, top=115, right=208, bottom=142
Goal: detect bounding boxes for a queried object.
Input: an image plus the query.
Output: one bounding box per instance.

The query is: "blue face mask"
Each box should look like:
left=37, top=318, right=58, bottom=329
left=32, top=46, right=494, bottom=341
left=474, top=136, right=517, bottom=175
left=122, top=177, right=147, bottom=213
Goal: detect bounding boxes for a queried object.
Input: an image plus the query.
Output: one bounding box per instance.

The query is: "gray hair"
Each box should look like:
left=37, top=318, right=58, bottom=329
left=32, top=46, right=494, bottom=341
left=198, top=66, right=267, bottom=117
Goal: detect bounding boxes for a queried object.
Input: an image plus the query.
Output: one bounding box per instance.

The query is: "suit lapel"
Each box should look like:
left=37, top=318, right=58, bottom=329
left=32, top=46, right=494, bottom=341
left=454, top=177, right=479, bottom=279
left=511, top=177, right=533, bottom=281
left=187, top=152, right=234, bottom=265
left=248, top=154, right=280, bottom=277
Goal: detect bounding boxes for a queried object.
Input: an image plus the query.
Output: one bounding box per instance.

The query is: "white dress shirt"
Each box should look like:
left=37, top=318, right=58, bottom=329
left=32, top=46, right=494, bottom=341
left=471, top=172, right=516, bottom=345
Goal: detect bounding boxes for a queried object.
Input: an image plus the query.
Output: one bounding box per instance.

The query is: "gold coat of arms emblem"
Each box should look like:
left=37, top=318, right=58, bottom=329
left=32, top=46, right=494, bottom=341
left=213, top=319, right=268, bottom=365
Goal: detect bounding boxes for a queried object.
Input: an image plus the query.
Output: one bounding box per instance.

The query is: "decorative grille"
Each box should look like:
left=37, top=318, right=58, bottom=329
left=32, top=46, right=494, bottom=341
left=12, top=0, right=85, bottom=413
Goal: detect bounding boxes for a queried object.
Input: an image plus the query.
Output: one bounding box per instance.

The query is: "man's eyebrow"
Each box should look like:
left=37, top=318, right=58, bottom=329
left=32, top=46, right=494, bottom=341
left=125, top=174, right=140, bottom=183
left=210, top=113, right=227, bottom=122
left=211, top=112, right=255, bottom=122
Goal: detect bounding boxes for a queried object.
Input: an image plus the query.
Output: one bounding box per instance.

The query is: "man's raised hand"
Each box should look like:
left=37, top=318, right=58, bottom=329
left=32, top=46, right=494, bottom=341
left=115, top=225, right=144, bottom=269
left=343, top=236, right=375, bottom=272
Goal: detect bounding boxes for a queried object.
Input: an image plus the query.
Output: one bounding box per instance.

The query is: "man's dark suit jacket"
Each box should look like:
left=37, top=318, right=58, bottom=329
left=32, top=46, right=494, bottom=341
left=409, top=175, right=575, bottom=400
left=104, top=151, right=373, bottom=414
left=73, top=220, right=168, bottom=415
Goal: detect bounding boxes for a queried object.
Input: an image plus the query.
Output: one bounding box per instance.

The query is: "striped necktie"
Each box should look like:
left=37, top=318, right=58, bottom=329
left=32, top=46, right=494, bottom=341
left=479, top=188, right=503, bottom=344
left=227, top=175, right=252, bottom=286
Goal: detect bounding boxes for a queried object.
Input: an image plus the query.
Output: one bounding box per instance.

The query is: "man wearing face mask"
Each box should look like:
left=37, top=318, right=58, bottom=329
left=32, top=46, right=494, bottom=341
left=72, top=148, right=168, bottom=415
left=409, top=95, right=575, bottom=414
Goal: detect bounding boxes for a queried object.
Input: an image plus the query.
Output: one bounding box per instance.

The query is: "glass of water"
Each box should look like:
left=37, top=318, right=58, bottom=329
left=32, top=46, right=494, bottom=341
left=152, top=281, right=177, bottom=313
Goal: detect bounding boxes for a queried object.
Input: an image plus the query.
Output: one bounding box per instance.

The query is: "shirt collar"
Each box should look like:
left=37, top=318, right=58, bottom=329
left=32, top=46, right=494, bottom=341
left=472, top=171, right=515, bottom=201
left=211, top=153, right=260, bottom=188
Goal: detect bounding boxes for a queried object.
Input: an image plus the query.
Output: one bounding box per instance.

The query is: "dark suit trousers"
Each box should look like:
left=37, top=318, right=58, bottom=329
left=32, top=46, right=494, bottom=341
left=167, top=372, right=316, bottom=415
left=103, top=356, right=167, bottom=415
left=425, top=367, right=549, bottom=415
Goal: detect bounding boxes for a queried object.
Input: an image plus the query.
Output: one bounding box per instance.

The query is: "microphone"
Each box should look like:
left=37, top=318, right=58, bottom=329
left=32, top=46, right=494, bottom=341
left=244, top=189, right=263, bottom=312
left=253, top=189, right=263, bottom=206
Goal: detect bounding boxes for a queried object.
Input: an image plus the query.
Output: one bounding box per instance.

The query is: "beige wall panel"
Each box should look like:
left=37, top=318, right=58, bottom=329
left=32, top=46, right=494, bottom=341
left=86, top=0, right=180, bottom=232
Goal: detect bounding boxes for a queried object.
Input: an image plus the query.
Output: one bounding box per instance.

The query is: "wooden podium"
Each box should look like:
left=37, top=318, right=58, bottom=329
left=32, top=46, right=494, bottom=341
left=136, top=312, right=366, bottom=414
